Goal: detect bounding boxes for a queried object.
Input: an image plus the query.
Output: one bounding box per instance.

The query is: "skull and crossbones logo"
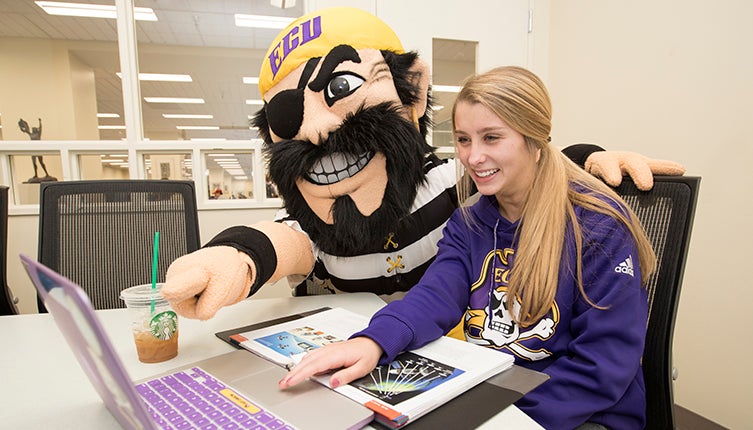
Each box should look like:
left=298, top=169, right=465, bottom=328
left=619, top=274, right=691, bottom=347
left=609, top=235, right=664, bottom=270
left=479, top=287, right=555, bottom=361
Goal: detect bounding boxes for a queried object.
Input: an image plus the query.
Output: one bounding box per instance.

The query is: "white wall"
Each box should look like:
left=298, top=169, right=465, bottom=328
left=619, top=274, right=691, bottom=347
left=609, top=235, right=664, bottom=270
left=546, top=1, right=753, bottom=428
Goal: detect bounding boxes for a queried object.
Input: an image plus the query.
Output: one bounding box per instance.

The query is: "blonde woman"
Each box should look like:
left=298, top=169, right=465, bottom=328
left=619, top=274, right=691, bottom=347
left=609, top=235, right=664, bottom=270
left=280, top=66, right=656, bottom=429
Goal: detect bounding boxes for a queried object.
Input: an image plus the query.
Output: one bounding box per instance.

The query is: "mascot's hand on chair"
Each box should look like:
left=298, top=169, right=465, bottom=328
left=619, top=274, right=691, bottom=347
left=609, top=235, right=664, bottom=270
left=162, top=7, right=684, bottom=320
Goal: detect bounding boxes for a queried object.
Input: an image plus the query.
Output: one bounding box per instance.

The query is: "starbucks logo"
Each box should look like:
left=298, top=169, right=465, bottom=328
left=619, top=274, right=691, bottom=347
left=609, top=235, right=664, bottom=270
left=150, top=311, right=178, bottom=340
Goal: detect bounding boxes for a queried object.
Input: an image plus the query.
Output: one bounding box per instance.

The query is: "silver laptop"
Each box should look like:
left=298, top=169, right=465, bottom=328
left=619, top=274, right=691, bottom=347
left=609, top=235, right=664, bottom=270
left=20, top=254, right=374, bottom=430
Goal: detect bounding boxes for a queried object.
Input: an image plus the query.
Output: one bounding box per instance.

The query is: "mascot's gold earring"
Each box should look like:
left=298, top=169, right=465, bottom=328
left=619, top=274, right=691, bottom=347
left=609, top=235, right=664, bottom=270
left=411, top=107, right=419, bottom=131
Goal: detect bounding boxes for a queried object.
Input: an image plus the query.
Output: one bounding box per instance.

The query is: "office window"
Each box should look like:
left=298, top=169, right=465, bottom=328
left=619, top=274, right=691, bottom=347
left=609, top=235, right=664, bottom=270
left=9, top=153, right=62, bottom=205
left=79, top=153, right=130, bottom=179
left=204, top=152, right=253, bottom=201
left=0, top=1, right=123, bottom=141
left=431, top=38, right=477, bottom=149
left=135, top=2, right=302, bottom=141
left=143, top=153, right=192, bottom=181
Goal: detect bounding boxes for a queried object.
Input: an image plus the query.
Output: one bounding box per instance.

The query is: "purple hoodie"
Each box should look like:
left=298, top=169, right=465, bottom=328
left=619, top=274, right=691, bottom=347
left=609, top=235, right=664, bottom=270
left=353, top=193, right=648, bottom=429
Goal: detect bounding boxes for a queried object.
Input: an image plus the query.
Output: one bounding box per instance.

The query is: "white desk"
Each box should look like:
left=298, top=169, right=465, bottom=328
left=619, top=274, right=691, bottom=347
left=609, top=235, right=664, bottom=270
left=0, top=293, right=542, bottom=429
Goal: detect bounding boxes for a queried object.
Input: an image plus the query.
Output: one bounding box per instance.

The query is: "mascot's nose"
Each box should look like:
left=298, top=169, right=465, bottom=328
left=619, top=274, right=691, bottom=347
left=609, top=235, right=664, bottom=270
left=266, top=88, right=304, bottom=140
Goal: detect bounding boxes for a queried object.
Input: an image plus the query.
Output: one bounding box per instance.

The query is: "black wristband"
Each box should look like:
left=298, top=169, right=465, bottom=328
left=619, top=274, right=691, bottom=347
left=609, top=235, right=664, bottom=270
left=561, top=143, right=605, bottom=168
left=203, top=226, right=277, bottom=296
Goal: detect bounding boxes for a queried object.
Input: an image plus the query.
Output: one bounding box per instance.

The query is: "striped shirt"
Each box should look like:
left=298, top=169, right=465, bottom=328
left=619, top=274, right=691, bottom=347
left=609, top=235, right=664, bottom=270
left=275, top=155, right=460, bottom=296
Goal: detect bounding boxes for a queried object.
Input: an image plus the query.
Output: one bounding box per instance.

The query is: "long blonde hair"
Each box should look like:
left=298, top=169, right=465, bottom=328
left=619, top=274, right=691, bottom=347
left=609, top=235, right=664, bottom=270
left=453, top=66, right=656, bottom=326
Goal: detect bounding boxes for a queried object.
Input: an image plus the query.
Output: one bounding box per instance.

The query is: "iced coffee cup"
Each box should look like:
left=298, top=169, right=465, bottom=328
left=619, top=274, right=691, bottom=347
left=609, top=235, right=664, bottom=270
left=120, top=283, right=178, bottom=363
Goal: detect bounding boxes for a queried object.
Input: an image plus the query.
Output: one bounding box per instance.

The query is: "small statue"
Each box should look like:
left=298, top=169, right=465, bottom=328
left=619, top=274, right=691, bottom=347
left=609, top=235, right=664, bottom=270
left=18, top=118, right=57, bottom=183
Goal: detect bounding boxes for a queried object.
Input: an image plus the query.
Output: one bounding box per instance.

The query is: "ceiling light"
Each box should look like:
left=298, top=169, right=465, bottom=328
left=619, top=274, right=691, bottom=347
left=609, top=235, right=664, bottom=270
left=246, top=99, right=264, bottom=105
left=138, top=73, right=191, bottom=82
left=35, top=1, right=157, bottom=21
left=117, top=72, right=192, bottom=82
left=242, top=77, right=259, bottom=85
left=176, top=126, right=220, bottom=130
left=145, top=97, right=205, bottom=104
left=433, top=85, right=462, bottom=93
left=163, top=114, right=213, bottom=119
left=97, top=125, right=125, bottom=129
left=97, top=113, right=120, bottom=118
left=234, top=14, right=294, bottom=29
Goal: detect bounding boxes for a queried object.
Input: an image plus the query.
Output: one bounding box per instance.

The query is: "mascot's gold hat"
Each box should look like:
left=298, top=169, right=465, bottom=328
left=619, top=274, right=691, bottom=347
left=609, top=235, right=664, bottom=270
left=258, top=7, right=404, bottom=98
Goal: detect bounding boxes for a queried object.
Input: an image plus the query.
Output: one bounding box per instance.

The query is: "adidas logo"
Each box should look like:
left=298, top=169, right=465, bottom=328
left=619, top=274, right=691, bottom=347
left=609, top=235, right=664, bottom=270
left=615, top=255, right=635, bottom=277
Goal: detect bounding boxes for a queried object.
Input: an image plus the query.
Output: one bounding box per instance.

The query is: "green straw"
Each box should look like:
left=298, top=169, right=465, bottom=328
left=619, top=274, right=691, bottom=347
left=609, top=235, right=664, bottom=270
left=151, top=231, right=160, bottom=313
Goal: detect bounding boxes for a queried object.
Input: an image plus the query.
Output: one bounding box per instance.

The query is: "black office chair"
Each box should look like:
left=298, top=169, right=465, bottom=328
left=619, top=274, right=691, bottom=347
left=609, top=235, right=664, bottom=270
left=1, top=186, right=20, bottom=315
left=37, top=180, right=201, bottom=312
left=613, top=176, right=700, bottom=430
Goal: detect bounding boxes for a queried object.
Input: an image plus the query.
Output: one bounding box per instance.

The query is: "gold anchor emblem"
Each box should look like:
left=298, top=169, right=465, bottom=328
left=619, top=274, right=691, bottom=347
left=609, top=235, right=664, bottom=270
left=384, top=233, right=398, bottom=250
left=386, top=255, right=405, bottom=273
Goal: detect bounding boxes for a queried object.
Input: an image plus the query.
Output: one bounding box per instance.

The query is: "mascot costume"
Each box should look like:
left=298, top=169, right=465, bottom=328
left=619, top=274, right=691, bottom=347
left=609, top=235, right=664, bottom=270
left=162, top=7, right=684, bottom=320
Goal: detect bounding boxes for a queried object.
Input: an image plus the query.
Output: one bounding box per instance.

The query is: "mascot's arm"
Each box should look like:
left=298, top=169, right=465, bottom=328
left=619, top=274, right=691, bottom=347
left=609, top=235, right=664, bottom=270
left=162, top=221, right=314, bottom=320
left=562, top=143, right=686, bottom=191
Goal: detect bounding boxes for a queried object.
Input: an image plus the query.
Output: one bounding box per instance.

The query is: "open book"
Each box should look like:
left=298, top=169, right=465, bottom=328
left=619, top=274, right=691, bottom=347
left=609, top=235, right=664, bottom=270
left=221, top=307, right=514, bottom=429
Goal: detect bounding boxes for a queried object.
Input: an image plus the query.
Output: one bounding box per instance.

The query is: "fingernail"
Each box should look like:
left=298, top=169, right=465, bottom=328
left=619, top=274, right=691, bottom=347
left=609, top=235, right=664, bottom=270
left=330, top=378, right=340, bottom=389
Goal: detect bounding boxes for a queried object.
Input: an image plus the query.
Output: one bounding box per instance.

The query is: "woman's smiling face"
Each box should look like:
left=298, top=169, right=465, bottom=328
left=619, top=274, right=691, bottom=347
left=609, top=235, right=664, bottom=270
left=454, top=101, right=539, bottom=219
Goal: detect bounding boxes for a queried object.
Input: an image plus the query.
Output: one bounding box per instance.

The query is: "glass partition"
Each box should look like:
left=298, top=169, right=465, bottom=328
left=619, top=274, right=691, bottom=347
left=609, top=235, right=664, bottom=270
left=143, top=153, right=192, bottom=181
left=79, top=153, right=130, bottom=179
left=9, top=153, right=62, bottom=205
left=134, top=2, right=302, bottom=141
left=203, top=151, right=254, bottom=201
left=0, top=0, right=122, bottom=141
left=431, top=38, right=477, bottom=149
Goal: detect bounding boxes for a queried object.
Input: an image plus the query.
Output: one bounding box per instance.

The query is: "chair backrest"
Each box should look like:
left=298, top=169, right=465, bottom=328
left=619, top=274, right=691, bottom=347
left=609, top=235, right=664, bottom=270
left=1, top=185, right=19, bottom=315
left=37, top=180, right=201, bottom=311
left=612, top=175, right=700, bottom=430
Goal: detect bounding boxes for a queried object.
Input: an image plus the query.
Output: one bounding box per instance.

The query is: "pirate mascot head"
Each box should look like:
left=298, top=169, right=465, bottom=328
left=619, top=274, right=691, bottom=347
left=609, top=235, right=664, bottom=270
left=162, top=7, right=685, bottom=320
left=254, top=7, right=433, bottom=255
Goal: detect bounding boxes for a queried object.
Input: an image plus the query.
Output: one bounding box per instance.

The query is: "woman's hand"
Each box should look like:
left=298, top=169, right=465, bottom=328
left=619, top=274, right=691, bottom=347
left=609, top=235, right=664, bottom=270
left=278, top=337, right=383, bottom=389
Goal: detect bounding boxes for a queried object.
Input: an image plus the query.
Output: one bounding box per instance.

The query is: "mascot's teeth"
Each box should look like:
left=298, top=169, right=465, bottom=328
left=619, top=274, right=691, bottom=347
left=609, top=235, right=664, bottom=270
left=307, top=151, right=373, bottom=185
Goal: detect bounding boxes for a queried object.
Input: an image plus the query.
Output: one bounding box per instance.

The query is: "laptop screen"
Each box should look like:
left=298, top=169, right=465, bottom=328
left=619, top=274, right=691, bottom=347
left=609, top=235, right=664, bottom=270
left=21, top=254, right=155, bottom=429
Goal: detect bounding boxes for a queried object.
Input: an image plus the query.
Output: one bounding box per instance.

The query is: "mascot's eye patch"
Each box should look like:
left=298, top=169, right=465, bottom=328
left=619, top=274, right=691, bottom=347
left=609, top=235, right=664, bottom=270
left=265, top=57, right=320, bottom=140
left=325, top=73, right=364, bottom=106
left=266, top=88, right=304, bottom=140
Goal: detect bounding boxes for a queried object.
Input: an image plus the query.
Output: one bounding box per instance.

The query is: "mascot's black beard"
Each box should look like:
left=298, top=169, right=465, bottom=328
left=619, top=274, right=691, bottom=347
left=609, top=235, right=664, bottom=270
left=265, top=103, right=434, bottom=255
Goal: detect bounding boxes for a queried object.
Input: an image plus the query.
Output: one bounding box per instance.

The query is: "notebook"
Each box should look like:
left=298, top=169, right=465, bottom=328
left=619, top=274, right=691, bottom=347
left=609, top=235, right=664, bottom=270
left=19, top=254, right=374, bottom=430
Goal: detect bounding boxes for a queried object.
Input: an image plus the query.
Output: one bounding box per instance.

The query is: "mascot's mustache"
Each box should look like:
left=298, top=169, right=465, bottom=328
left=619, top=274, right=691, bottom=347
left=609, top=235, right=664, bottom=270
left=263, top=103, right=433, bottom=254
left=266, top=102, right=429, bottom=195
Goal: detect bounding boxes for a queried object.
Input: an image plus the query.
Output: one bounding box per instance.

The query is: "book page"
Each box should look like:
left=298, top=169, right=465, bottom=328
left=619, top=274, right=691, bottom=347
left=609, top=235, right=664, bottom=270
left=231, top=307, right=514, bottom=427
left=231, top=307, right=368, bottom=367
left=329, top=335, right=513, bottom=425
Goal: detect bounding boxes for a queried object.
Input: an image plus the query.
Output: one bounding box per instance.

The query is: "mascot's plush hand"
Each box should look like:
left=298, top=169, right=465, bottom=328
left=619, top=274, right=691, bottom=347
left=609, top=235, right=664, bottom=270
left=562, top=143, right=686, bottom=191
left=586, top=151, right=686, bottom=191
left=162, top=246, right=254, bottom=320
